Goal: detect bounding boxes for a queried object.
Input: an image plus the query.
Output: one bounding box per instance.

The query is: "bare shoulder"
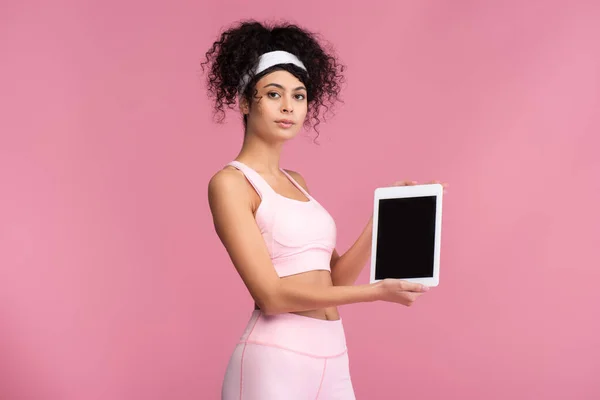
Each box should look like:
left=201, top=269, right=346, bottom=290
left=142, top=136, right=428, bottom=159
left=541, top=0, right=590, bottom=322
left=207, top=167, right=250, bottom=207
left=284, top=169, right=310, bottom=193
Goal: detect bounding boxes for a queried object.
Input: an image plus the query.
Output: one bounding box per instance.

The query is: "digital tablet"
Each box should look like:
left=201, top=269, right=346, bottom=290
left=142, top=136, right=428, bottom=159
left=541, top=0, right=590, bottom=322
left=369, top=183, right=443, bottom=287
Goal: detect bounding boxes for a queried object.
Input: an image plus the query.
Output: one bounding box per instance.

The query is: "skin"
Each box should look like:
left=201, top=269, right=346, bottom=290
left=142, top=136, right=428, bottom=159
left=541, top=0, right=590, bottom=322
left=208, top=70, right=446, bottom=320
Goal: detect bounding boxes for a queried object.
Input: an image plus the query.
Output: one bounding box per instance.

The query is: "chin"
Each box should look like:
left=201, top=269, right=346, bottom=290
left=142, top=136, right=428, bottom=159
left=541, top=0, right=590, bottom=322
left=263, top=126, right=298, bottom=141
left=278, top=127, right=301, bottom=140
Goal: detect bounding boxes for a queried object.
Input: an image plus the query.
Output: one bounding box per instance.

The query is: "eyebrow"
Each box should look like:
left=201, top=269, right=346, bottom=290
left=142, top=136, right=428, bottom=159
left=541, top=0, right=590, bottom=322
left=262, top=83, right=307, bottom=91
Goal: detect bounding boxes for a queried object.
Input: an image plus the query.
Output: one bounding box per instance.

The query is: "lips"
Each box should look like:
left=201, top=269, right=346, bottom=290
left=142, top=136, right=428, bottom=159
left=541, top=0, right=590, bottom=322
left=275, top=120, right=295, bottom=128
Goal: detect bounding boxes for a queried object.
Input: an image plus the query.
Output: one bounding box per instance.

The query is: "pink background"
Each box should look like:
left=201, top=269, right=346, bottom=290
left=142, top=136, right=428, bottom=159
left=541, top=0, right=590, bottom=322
left=1, top=1, right=599, bottom=399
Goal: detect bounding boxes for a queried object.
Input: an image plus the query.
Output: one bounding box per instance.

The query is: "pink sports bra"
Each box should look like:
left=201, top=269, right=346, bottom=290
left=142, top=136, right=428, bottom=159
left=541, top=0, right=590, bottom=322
left=227, top=160, right=337, bottom=277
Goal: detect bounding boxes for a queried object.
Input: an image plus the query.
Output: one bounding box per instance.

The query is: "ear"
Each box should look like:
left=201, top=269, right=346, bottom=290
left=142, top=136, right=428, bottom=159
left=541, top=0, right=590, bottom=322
left=239, top=96, right=250, bottom=115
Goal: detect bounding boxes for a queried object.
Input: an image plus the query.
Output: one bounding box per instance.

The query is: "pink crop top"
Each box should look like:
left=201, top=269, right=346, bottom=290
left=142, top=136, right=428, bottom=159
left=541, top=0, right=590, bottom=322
left=227, top=160, right=337, bottom=277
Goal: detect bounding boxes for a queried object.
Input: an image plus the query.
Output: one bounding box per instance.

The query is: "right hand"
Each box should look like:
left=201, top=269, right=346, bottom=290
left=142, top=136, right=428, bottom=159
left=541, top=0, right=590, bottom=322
left=376, top=279, right=430, bottom=307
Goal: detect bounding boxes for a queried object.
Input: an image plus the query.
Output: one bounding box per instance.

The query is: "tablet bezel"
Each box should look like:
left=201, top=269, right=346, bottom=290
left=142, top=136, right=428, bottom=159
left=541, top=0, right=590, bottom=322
left=369, top=183, right=443, bottom=287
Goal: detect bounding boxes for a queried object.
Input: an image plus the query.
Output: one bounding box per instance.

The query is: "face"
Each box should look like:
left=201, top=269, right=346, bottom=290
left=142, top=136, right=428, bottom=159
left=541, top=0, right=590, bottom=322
left=241, top=70, right=308, bottom=141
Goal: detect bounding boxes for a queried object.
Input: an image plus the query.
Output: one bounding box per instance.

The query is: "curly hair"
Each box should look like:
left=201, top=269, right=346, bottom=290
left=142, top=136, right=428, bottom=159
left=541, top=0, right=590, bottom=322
left=200, top=20, right=346, bottom=138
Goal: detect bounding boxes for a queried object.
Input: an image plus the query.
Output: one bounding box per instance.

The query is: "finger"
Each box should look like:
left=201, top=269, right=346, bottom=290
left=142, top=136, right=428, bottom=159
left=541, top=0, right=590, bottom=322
left=427, top=180, right=446, bottom=186
left=427, top=180, right=449, bottom=193
left=395, top=181, right=417, bottom=186
left=404, top=292, right=424, bottom=306
left=426, top=180, right=448, bottom=185
left=408, top=292, right=423, bottom=303
left=398, top=280, right=430, bottom=292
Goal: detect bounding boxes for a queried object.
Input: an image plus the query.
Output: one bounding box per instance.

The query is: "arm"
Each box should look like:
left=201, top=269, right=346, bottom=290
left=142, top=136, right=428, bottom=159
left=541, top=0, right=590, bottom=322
left=208, top=169, right=381, bottom=315
left=329, top=215, right=373, bottom=286
left=286, top=170, right=373, bottom=286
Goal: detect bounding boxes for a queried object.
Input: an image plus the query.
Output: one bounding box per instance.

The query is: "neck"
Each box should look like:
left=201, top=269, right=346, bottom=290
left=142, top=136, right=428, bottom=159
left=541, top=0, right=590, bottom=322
left=235, top=131, right=285, bottom=175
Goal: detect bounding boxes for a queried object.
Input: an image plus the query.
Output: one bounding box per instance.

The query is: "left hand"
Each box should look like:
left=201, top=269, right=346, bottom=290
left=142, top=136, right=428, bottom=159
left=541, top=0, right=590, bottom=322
left=391, top=180, right=449, bottom=193
left=367, top=180, right=449, bottom=225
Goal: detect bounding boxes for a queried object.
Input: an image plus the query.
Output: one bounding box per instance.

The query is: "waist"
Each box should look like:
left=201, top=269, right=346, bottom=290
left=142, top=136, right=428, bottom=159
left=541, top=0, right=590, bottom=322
left=239, top=310, right=347, bottom=358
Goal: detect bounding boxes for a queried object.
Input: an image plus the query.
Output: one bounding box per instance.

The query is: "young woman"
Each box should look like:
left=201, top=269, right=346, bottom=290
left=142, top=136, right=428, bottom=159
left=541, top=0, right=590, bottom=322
left=203, top=20, right=437, bottom=399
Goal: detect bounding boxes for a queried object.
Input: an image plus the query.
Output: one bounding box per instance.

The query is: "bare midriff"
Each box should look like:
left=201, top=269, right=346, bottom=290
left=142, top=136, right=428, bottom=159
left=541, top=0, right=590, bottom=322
left=254, top=269, right=340, bottom=321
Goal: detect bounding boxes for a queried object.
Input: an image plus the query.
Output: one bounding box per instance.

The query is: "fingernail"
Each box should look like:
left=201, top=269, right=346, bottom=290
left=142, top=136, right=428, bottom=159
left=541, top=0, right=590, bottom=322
left=422, top=285, right=430, bottom=291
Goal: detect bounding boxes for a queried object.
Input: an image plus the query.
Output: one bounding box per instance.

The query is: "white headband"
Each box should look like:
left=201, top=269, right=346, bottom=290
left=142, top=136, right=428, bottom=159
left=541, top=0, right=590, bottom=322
left=239, top=50, right=307, bottom=91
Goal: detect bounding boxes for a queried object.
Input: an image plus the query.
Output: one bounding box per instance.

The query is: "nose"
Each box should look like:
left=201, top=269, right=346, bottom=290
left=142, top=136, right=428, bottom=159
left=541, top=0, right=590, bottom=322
left=281, top=95, right=293, bottom=114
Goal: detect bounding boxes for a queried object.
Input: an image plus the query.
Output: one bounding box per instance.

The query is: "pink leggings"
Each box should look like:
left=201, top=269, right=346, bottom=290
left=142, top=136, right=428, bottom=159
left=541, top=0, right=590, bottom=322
left=221, top=310, right=356, bottom=399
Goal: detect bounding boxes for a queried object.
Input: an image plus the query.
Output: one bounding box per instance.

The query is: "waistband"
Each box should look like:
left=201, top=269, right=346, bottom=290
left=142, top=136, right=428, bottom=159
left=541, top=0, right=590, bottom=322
left=272, top=249, right=332, bottom=277
left=239, top=310, right=347, bottom=358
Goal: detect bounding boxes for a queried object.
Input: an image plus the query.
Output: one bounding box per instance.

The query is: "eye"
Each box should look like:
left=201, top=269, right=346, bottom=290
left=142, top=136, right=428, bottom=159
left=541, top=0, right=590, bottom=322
left=267, top=92, right=280, bottom=99
left=294, top=93, right=306, bottom=100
